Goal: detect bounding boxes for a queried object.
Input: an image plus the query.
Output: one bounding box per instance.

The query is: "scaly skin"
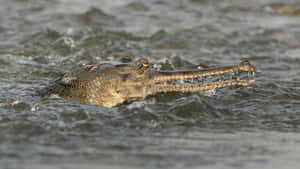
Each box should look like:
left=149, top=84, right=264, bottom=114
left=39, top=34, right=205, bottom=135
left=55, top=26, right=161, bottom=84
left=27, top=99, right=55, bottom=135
left=43, top=58, right=256, bottom=107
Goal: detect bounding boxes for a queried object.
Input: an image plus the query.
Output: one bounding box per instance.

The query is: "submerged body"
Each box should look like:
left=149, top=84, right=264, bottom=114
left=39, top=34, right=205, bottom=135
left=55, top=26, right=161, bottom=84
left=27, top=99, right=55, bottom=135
left=41, top=59, right=256, bottom=107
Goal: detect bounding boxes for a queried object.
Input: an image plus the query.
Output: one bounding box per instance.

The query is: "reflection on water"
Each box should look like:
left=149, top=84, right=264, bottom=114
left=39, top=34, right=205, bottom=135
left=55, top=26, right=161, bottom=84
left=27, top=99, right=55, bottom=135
left=1, top=0, right=300, bottom=168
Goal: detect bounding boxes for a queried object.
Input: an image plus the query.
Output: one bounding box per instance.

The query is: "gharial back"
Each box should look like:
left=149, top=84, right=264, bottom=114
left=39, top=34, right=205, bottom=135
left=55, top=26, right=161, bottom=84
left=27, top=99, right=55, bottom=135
left=40, top=62, right=126, bottom=107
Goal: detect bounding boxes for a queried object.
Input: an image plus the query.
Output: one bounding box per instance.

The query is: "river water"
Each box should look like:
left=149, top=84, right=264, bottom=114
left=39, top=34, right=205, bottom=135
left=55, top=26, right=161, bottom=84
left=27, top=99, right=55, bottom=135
left=1, top=0, right=300, bottom=169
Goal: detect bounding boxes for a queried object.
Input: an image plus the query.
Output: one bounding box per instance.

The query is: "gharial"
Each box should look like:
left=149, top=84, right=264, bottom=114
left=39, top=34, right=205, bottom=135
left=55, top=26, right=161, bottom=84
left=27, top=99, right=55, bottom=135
left=39, top=58, right=256, bottom=108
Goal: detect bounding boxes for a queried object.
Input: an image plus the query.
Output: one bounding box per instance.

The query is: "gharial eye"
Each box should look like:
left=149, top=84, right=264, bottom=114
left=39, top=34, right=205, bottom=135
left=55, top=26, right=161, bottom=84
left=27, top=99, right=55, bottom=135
left=116, top=89, right=121, bottom=94
left=136, top=58, right=149, bottom=74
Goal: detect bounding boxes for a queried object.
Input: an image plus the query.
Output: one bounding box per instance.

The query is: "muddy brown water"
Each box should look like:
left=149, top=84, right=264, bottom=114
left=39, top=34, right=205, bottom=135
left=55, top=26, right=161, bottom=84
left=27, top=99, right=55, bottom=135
left=1, top=0, right=300, bottom=169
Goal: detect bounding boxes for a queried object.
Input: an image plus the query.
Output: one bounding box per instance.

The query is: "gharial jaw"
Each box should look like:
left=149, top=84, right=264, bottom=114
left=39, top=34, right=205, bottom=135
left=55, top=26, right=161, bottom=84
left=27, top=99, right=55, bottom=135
left=146, top=60, right=256, bottom=94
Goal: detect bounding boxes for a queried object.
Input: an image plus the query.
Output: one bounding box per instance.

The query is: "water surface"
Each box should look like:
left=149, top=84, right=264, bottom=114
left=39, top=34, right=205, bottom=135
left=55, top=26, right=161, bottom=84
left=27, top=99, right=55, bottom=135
left=1, top=0, right=300, bottom=168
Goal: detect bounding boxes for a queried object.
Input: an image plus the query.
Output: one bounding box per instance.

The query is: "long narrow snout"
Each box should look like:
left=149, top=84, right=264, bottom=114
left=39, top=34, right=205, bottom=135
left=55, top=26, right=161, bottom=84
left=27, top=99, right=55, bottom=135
left=148, top=61, right=256, bottom=93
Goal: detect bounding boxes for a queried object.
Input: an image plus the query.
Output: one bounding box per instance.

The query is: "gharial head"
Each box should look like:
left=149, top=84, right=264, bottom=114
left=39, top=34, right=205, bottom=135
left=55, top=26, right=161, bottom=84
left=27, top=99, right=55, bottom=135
left=52, top=58, right=256, bottom=108
left=55, top=58, right=154, bottom=107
